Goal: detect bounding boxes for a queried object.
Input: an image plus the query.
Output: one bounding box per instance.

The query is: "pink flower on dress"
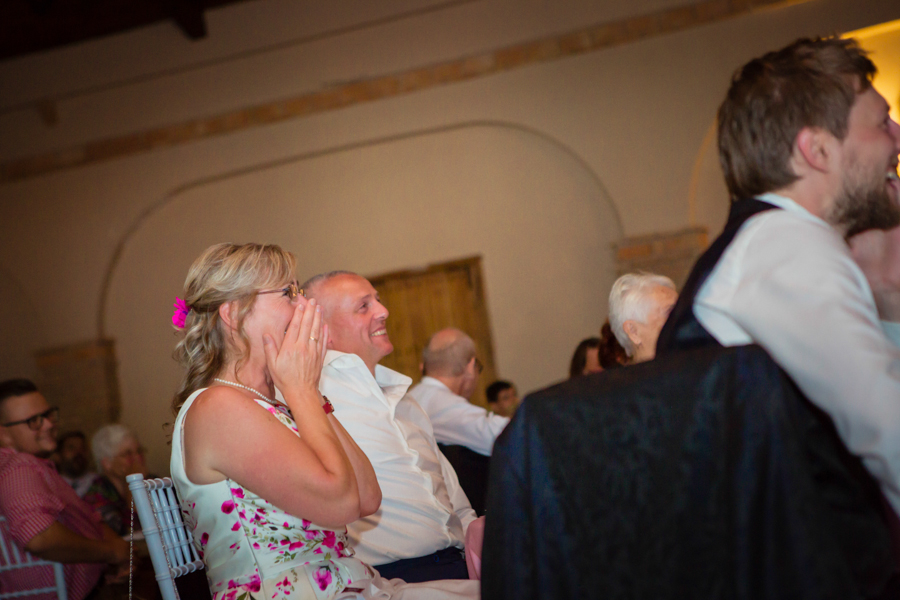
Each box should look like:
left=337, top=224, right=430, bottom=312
left=289, top=540, right=304, bottom=551
left=248, top=573, right=261, bottom=593
left=302, top=519, right=311, bottom=528
left=313, top=567, right=332, bottom=591
left=221, top=500, right=235, bottom=514
left=200, top=532, right=209, bottom=546
left=231, top=522, right=241, bottom=532
left=231, top=488, right=245, bottom=498
left=322, top=530, right=336, bottom=549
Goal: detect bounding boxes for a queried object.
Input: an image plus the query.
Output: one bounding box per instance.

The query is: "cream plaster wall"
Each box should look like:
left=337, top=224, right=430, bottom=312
left=862, top=22, right=900, bottom=122
left=104, top=126, right=620, bottom=471
left=0, top=0, right=899, bottom=474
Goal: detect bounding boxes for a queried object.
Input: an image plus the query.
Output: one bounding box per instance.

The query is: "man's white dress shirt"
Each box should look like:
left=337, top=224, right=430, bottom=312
left=694, top=193, right=900, bottom=514
left=405, top=376, right=509, bottom=456
left=319, top=350, right=478, bottom=566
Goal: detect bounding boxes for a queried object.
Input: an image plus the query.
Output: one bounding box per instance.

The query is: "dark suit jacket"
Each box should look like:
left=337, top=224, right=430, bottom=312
left=482, top=199, right=898, bottom=599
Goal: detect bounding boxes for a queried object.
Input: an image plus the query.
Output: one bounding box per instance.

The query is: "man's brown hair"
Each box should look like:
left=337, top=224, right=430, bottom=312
left=717, top=36, right=876, bottom=201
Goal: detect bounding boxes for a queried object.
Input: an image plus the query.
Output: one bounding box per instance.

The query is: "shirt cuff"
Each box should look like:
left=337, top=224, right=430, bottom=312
left=883, top=320, right=900, bottom=348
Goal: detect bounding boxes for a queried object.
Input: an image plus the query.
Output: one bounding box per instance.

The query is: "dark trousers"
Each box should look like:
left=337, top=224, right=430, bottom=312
left=374, top=546, right=468, bottom=583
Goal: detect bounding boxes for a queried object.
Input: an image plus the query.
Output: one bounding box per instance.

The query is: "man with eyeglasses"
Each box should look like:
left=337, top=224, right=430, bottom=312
left=0, top=379, right=129, bottom=600
left=407, top=328, right=509, bottom=457
left=407, top=328, right=509, bottom=519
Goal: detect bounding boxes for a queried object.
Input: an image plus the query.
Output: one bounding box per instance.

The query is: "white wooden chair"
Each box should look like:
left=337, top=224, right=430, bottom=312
left=126, top=474, right=204, bottom=600
left=0, top=515, right=68, bottom=600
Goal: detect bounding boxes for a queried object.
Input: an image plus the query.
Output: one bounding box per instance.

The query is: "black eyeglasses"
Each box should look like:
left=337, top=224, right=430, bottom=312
left=3, top=406, right=60, bottom=431
left=258, top=282, right=304, bottom=301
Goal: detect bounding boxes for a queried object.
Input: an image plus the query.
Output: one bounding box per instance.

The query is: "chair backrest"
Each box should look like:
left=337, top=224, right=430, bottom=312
left=126, top=474, right=204, bottom=600
left=0, top=515, right=68, bottom=600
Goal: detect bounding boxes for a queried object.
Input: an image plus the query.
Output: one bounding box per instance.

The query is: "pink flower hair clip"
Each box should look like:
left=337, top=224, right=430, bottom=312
left=172, top=297, right=191, bottom=329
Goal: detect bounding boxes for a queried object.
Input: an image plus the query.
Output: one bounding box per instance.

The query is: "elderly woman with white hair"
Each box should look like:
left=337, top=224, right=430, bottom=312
left=608, top=272, right=678, bottom=364
left=83, top=423, right=150, bottom=535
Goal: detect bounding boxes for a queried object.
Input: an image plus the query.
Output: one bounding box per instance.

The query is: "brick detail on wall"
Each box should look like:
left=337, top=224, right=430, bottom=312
left=35, top=338, right=121, bottom=439
left=614, top=227, right=708, bottom=287
left=0, top=0, right=808, bottom=183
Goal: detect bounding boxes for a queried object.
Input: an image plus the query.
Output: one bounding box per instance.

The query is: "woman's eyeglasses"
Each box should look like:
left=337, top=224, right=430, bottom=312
left=115, top=446, right=146, bottom=461
left=258, top=282, right=304, bottom=301
left=2, top=406, right=60, bottom=431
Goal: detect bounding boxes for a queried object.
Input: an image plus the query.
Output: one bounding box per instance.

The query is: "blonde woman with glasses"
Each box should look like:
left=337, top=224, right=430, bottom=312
left=170, top=243, right=477, bottom=600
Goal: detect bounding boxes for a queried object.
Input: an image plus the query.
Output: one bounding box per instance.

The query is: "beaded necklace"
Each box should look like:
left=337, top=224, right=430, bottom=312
left=213, top=378, right=278, bottom=405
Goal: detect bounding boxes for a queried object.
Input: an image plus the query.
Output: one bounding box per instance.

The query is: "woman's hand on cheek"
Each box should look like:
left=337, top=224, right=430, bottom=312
left=263, top=298, right=325, bottom=396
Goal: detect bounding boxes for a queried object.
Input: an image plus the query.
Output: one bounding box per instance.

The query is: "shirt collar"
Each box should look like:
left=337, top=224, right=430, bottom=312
left=0, top=446, right=54, bottom=468
left=419, top=376, right=451, bottom=392
left=757, top=192, right=830, bottom=228
left=324, top=349, right=412, bottom=399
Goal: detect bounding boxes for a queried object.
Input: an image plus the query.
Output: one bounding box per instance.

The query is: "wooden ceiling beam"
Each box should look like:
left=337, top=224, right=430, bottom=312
left=168, top=0, right=207, bottom=40
left=0, top=0, right=245, bottom=61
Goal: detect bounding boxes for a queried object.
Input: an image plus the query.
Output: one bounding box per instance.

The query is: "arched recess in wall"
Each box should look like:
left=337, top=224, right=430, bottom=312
left=688, top=119, right=731, bottom=239
left=0, top=267, right=45, bottom=381
left=101, top=122, right=623, bottom=476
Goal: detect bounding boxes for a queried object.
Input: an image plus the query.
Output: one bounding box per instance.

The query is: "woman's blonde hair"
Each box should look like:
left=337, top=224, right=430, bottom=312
left=172, top=242, right=296, bottom=413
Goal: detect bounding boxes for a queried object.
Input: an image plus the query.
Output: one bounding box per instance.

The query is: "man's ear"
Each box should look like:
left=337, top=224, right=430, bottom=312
left=0, top=426, right=14, bottom=449
left=794, top=127, right=834, bottom=174
left=623, top=320, right=642, bottom=347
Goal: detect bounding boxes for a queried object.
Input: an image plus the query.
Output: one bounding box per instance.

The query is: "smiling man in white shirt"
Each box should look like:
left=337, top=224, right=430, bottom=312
left=302, top=271, right=481, bottom=583
left=689, top=36, right=900, bottom=516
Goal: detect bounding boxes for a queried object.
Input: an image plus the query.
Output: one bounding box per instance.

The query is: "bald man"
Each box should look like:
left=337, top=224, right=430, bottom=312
left=406, top=328, right=509, bottom=456
left=302, top=272, right=481, bottom=583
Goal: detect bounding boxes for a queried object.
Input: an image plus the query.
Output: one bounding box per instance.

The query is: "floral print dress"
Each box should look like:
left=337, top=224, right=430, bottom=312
left=171, top=389, right=376, bottom=600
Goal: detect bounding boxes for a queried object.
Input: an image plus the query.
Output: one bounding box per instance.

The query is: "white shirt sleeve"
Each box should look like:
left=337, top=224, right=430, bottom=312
left=883, top=321, right=900, bottom=347
left=438, top=449, right=478, bottom=535
left=696, top=210, right=900, bottom=514
left=318, top=354, right=467, bottom=564
left=408, top=378, right=510, bottom=456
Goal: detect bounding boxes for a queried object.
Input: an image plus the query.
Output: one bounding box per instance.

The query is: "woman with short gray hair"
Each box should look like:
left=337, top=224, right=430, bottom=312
left=608, top=272, right=678, bottom=364
left=83, top=423, right=149, bottom=535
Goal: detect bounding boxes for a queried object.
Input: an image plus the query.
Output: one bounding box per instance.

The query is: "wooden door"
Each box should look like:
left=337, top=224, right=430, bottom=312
left=369, top=256, right=496, bottom=408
